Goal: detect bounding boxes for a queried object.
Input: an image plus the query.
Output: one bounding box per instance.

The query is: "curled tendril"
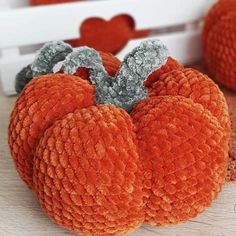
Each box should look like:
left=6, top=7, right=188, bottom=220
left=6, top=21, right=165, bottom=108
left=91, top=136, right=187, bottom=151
left=31, top=41, right=73, bottom=77
left=62, top=47, right=110, bottom=86
left=15, top=41, right=72, bottom=93
left=62, top=47, right=113, bottom=105
left=63, top=40, right=169, bottom=111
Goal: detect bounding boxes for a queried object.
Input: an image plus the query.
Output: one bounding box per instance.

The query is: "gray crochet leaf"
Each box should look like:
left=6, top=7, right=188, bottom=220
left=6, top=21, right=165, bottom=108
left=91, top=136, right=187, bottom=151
left=15, top=41, right=73, bottom=93
left=63, top=40, right=169, bottom=111
left=15, top=64, right=33, bottom=93
left=31, top=41, right=73, bottom=77
left=62, top=46, right=113, bottom=104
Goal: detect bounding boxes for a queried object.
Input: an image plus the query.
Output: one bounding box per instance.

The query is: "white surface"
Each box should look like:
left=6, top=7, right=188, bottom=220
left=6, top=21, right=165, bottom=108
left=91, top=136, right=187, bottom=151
left=0, top=0, right=29, bottom=9
left=0, top=0, right=216, bottom=95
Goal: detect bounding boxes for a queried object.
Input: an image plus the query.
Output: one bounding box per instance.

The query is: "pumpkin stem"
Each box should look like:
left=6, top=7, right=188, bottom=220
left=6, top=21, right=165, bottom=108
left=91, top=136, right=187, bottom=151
left=16, top=40, right=169, bottom=112
left=62, top=47, right=111, bottom=87
left=111, top=40, right=168, bottom=111
left=62, top=47, right=114, bottom=105
left=15, top=41, right=72, bottom=93
left=63, top=40, right=168, bottom=111
left=31, top=41, right=73, bottom=77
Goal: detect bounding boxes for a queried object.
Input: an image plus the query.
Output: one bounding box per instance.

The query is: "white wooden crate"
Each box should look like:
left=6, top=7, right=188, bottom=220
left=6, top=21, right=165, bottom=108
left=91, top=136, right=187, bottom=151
left=0, top=0, right=216, bottom=95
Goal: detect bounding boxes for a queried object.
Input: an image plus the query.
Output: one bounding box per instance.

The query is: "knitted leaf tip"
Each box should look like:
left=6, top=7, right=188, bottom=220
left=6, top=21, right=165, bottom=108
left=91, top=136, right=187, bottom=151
left=15, top=65, right=33, bottom=93
left=110, top=40, right=169, bottom=111
left=63, top=40, right=169, bottom=111
left=62, top=46, right=110, bottom=85
left=31, top=41, right=73, bottom=77
left=15, top=41, right=72, bottom=93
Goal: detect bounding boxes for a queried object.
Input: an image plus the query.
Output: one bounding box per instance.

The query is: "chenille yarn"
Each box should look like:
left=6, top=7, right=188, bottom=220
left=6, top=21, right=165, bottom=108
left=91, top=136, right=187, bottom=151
left=202, top=0, right=236, bottom=91
left=9, top=40, right=230, bottom=235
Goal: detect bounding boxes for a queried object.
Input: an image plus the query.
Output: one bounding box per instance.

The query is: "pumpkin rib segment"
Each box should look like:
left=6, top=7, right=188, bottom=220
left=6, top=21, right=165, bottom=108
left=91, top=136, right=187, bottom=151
left=33, top=105, right=144, bottom=235
left=149, top=68, right=230, bottom=134
left=131, top=96, right=228, bottom=225
left=8, top=74, right=95, bottom=189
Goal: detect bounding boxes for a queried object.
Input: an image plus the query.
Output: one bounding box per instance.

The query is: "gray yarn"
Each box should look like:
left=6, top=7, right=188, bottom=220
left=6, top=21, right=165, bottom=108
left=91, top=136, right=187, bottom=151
left=15, top=39, right=169, bottom=111
left=63, top=40, right=169, bottom=111
left=62, top=47, right=113, bottom=104
left=15, top=64, right=33, bottom=93
left=15, top=41, right=73, bottom=93
left=31, top=41, right=73, bottom=77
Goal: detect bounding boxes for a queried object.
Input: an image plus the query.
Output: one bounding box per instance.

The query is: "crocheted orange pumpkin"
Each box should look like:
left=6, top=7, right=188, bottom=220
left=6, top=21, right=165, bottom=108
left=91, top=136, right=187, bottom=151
left=202, top=0, right=236, bottom=91
left=9, top=40, right=230, bottom=235
left=11, top=43, right=120, bottom=188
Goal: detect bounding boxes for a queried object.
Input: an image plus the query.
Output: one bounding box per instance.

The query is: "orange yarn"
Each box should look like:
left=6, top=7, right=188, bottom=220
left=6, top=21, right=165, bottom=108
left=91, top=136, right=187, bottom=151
left=34, top=105, right=144, bottom=235
left=8, top=74, right=94, bottom=189
left=145, top=57, right=183, bottom=88
left=202, top=0, right=236, bottom=91
left=131, top=96, right=228, bottom=225
left=149, top=68, right=230, bottom=133
left=9, top=53, right=230, bottom=234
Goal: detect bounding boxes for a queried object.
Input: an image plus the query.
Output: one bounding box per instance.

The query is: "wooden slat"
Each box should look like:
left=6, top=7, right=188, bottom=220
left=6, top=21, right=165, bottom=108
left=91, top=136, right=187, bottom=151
left=0, top=29, right=202, bottom=95
left=118, top=29, right=202, bottom=64
left=0, top=0, right=216, bottom=48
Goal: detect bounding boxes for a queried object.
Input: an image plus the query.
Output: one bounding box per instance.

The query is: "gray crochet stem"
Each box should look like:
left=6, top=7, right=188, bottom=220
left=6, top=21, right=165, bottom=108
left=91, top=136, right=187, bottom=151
left=63, top=47, right=113, bottom=105
left=31, top=41, right=73, bottom=77
left=109, top=40, right=168, bottom=111
left=62, top=47, right=110, bottom=87
left=63, top=40, right=169, bottom=111
left=15, top=65, right=33, bottom=93
left=15, top=41, right=72, bottom=93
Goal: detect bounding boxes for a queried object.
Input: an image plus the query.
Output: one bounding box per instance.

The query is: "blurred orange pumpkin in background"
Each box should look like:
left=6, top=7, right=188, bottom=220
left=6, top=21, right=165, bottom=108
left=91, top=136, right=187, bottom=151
left=202, top=0, right=236, bottom=91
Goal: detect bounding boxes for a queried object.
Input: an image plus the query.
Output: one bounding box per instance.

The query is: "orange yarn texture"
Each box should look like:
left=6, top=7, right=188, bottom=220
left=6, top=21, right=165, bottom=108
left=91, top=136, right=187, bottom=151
left=202, top=0, right=236, bottom=91
left=34, top=105, right=144, bottom=235
left=9, top=54, right=230, bottom=234
left=144, top=57, right=183, bottom=88
left=149, top=68, right=230, bottom=133
left=8, top=74, right=95, bottom=189
left=131, top=96, right=228, bottom=225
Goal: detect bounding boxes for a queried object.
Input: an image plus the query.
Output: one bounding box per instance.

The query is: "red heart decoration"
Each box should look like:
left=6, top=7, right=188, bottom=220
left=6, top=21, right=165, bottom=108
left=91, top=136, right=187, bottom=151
left=67, top=15, right=150, bottom=54
left=30, top=0, right=150, bottom=54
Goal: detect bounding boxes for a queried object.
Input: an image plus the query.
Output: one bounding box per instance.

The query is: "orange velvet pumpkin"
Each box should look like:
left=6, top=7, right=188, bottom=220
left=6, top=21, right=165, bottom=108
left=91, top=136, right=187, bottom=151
left=9, top=40, right=230, bottom=235
left=202, top=0, right=236, bottom=91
